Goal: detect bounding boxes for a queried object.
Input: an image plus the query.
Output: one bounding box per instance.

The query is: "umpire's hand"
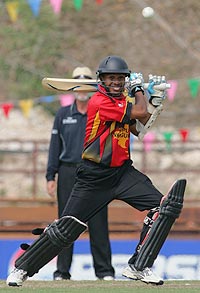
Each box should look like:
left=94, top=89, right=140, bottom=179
left=47, top=180, right=56, bottom=198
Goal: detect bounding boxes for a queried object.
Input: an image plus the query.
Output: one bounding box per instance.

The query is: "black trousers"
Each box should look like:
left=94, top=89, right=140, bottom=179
left=56, top=164, right=115, bottom=279
left=62, top=159, right=163, bottom=265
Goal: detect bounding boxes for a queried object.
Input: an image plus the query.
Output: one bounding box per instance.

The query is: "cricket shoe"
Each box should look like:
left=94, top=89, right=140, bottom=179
left=122, top=265, right=164, bottom=285
left=53, top=271, right=70, bottom=281
left=99, top=276, right=115, bottom=281
left=54, top=275, right=70, bottom=281
left=6, top=268, right=28, bottom=287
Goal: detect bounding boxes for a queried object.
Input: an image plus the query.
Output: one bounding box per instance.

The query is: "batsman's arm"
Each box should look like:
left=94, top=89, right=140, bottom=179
left=133, top=75, right=167, bottom=140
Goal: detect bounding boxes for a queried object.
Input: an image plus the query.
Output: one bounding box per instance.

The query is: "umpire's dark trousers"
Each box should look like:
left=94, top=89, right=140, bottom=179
left=56, top=163, right=115, bottom=279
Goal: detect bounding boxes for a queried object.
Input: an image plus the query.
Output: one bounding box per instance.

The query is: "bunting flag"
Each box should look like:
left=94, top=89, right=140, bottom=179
left=143, top=132, right=155, bottom=152
left=59, top=94, right=75, bottom=107
left=167, top=80, right=178, bottom=102
left=73, top=0, right=83, bottom=11
left=6, top=1, right=19, bottom=22
left=27, top=0, right=42, bottom=17
left=19, top=99, right=34, bottom=118
left=0, top=95, right=199, bottom=143
left=163, top=131, right=173, bottom=151
left=179, top=128, right=189, bottom=143
left=96, top=0, right=103, bottom=4
left=187, top=78, right=200, bottom=98
left=39, top=96, right=55, bottom=103
left=49, top=0, right=63, bottom=15
left=1, top=103, right=14, bottom=118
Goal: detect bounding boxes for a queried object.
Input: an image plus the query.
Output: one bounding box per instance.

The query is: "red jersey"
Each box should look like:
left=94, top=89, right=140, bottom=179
left=82, top=86, right=134, bottom=167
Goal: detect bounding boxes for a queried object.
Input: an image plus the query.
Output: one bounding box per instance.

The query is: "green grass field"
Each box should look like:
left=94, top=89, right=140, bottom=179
left=0, top=280, right=200, bottom=293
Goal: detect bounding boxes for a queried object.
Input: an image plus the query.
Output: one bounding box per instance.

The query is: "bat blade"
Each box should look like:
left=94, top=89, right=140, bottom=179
left=42, top=78, right=98, bottom=93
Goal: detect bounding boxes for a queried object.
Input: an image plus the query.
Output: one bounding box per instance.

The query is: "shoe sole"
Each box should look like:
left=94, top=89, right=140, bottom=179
left=122, top=272, right=164, bottom=285
left=7, top=282, right=22, bottom=287
left=141, top=279, right=164, bottom=285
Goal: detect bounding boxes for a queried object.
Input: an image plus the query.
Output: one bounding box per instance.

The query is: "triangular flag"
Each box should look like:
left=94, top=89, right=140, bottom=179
left=163, top=131, right=173, bottom=151
left=27, top=0, right=42, bottom=17
left=59, top=94, right=75, bottom=107
left=187, top=78, right=200, bottom=98
left=143, top=132, right=155, bottom=152
left=49, top=0, right=63, bottom=15
left=39, top=96, right=55, bottom=103
left=167, top=80, right=178, bottom=102
left=179, top=128, right=189, bottom=143
left=1, top=103, right=14, bottom=118
left=73, top=0, right=83, bottom=11
left=6, top=1, right=19, bottom=22
left=19, top=99, right=34, bottom=118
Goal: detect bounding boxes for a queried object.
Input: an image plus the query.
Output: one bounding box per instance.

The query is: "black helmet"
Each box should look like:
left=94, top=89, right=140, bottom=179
left=96, top=56, right=131, bottom=77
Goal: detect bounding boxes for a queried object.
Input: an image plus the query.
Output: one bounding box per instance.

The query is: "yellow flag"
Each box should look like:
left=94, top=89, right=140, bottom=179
left=6, top=1, right=19, bottom=22
left=19, top=99, right=34, bottom=118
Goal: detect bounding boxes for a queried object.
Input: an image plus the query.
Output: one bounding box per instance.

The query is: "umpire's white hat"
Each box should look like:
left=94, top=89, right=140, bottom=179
left=72, top=67, right=93, bottom=79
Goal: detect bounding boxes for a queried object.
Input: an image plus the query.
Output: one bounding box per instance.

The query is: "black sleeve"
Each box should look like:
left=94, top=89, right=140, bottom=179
left=46, top=110, right=62, bottom=181
left=121, top=102, right=133, bottom=124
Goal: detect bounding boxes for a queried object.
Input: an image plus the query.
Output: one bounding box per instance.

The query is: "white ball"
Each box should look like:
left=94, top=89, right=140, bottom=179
left=142, top=7, right=154, bottom=18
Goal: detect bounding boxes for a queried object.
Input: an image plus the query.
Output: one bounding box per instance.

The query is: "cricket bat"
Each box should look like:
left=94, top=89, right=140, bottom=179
left=42, top=78, right=98, bottom=92
left=42, top=77, right=171, bottom=93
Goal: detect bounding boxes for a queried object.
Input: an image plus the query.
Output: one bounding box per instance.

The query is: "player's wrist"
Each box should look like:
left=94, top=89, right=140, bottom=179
left=131, top=86, right=144, bottom=96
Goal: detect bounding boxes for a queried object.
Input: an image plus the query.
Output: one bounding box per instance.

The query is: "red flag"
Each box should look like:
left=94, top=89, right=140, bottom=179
left=1, top=103, right=14, bottom=118
left=179, top=128, right=189, bottom=143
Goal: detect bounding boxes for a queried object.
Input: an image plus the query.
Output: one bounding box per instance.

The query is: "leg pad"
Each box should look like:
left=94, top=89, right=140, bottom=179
left=15, top=216, right=87, bottom=277
left=134, top=179, right=186, bottom=270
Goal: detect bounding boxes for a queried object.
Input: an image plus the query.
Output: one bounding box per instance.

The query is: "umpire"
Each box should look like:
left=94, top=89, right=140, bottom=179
left=45, top=66, right=115, bottom=281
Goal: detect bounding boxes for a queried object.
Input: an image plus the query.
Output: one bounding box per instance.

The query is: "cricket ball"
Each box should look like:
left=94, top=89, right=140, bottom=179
left=142, top=7, right=155, bottom=18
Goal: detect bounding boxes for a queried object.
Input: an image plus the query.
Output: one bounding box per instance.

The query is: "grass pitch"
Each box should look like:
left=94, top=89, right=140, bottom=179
left=0, top=280, right=200, bottom=293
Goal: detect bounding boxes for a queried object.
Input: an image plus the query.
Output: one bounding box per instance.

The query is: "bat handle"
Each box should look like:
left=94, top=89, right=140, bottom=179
left=143, top=83, right=171, bottom=90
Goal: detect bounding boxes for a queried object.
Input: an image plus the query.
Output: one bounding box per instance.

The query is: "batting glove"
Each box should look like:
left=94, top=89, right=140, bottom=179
left=147, top=74, right=166, bottom=107
left=126, top=72, right=144, bottom=97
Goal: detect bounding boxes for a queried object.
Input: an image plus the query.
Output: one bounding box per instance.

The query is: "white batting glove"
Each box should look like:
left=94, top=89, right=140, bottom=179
left=147, top=74, right=166, bottom=107
left=126, top=72, right=144, bottom=97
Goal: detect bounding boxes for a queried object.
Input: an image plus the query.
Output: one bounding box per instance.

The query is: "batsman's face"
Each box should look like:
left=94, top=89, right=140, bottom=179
left=102, top=73, right=126, bottom=97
